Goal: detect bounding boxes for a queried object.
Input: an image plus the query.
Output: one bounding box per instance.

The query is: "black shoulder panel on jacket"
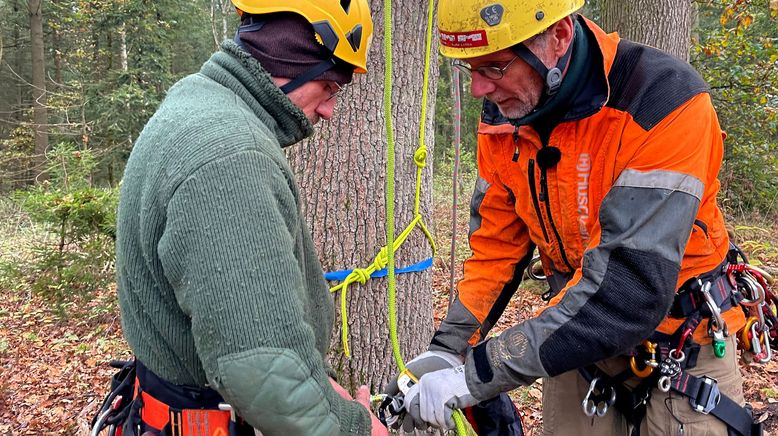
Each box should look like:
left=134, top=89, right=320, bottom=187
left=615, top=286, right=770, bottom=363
left=606, top=40, right=709, bottom=131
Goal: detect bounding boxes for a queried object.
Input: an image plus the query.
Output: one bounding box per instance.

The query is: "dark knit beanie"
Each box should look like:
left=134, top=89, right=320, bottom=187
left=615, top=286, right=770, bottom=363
left=238, top=12, right=354, bottom=85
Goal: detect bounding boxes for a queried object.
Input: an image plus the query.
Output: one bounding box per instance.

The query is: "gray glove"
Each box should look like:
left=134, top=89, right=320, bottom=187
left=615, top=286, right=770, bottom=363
left=383, top=350, right=463, bottom=397
left=382, top=350, right=463, bottom=431
left=405, top=365, right=478, bottom=430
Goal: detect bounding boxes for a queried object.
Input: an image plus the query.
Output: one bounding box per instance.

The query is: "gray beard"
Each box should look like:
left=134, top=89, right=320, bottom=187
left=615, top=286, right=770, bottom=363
left=496, top=101, right=536, bottom=120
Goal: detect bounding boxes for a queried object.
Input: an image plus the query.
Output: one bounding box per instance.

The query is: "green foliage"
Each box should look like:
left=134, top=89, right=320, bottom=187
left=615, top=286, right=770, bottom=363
left=692, top=0, right=778, bottom=216
left=13, top=143, right=118, bottom=314
left=433, top=56, right=483, bottom=182
left=0, top=124, right=36, bottom=190
left=733, top=224, right=778, bottom=264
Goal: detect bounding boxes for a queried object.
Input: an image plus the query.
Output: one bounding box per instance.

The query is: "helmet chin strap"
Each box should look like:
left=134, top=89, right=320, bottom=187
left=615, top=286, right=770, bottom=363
left=511, top=34, right=574, bottom=96
left=278, top=59, right=337, bottom=94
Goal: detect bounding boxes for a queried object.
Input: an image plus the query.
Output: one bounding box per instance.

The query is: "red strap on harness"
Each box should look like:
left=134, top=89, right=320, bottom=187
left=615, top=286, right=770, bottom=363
left=134, top=376, right=232, bottom=435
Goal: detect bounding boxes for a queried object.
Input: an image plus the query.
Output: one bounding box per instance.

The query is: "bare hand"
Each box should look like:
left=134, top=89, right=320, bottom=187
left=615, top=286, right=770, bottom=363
left=329, top=378, right=354, bottom=400
left=354, top=385, right=389, bottom=436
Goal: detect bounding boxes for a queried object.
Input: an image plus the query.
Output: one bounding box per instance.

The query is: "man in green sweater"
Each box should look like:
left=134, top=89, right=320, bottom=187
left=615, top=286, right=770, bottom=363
left=115, top=1, right=387, bottom=435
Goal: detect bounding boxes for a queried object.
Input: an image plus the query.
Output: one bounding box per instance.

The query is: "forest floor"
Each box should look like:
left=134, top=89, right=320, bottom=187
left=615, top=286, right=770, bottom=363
left=0, top=188, right=777, bottom=435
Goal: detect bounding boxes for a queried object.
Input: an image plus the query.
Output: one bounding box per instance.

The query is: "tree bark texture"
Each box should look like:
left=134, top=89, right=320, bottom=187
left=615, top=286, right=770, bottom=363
left=28, top=0, right=49, bottom=181
left=600, top=0, right=695, bottom=61
left=287, top=1, right=438, bottom=392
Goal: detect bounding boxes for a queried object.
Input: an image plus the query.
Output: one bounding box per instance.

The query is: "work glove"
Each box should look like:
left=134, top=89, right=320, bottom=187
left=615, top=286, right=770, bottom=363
left=381, top=350, right=462, bottom=431
left=383, top=350, right=463, bottom=398
left=404, top=365, right=478, bottom=430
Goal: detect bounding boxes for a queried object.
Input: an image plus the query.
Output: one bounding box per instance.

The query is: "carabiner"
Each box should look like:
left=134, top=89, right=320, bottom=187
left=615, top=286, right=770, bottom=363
left=739, top=317, right=759, bottom=351
left=581, top=378, right=616, bottom=417
left=629, top=340, right=657, bottom=378
left=527, top=255, right=547, bottom=281
left=701, top=281, right=725, bottom=331
left=738, top=274, right=765, bottom=307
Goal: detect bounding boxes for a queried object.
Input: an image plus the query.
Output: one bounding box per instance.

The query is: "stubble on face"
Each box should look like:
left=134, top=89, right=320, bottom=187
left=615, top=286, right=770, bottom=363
left=490, top=33, right=552, bottom=119
left=492, top=81, right=543, bottom=119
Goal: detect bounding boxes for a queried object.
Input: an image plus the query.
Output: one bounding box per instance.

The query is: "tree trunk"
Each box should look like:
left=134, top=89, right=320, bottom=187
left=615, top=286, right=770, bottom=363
left=50, top=2, right=63, bottom=85
left=13, top=0, right=24, bottom=121
left=28, top=0, right=48, bottom=181
left=287, top=1, right=437, bottom=391
left=221, top=0, right=230, bottom=43
left=120, top=26, right=128, bottom=72
left=600, top=0, right=695, bottom=61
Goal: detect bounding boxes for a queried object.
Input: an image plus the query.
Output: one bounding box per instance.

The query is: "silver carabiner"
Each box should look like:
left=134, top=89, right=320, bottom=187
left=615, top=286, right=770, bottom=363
left=701, top=281, right=729, bottom=339
left=527, top=255, right=547, bottom=281
left=582, top=378, right=599, bottom=417
left=738, top=274, right=765, bottom=307
left=581, top=377, right=616, bottom=417
left=755, top=323, right=773, bottom=364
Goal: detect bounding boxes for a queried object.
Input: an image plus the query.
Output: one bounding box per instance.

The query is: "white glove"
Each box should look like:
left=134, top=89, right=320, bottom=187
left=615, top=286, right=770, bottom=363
left=404, top=365, right=478, bottom=430
left=383, top=350, right=463, bottom=397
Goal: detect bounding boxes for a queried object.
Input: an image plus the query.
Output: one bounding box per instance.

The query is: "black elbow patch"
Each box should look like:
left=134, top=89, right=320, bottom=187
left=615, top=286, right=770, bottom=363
left=538, top=247, right=678, bottom=377
left=472, top=340, right=494, bottom=383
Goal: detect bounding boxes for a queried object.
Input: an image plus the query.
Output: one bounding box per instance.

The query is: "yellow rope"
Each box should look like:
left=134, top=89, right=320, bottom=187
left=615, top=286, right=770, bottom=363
left=327, top=0, right=472, bottom=432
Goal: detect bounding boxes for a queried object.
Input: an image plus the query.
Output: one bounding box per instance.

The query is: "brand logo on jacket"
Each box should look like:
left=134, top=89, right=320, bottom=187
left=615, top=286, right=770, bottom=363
left=577, top=153, right=591, bottom=242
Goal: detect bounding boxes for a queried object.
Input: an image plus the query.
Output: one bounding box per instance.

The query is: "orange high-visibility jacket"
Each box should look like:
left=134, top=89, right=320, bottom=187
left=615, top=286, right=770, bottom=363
left=432, top=16, right=745, bottom=401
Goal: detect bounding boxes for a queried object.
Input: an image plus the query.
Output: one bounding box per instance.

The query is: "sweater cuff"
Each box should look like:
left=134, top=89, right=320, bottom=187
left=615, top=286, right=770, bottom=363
left=327, top=392, right=371, bottom=436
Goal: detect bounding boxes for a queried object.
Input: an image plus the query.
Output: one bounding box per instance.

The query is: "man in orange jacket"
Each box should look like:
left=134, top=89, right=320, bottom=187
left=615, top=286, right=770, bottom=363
left=390, top=1, right=759, bottom=435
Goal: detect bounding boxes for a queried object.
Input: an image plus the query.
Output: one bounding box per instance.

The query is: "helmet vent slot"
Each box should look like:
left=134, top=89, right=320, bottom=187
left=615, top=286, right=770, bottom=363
left=340, top=0, right=351, bottom=13
left=346, top=25, right=363, bottom=51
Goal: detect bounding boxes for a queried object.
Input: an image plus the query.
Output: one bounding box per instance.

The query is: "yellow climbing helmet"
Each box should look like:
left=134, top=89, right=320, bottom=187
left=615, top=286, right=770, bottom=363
left=231, top=0, right=374, bottom=73
left=438, top=0, right=584, bottom=59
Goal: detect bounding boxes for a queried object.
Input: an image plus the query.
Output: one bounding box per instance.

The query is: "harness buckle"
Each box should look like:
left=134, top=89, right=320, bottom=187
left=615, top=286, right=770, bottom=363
left=689, top=376, right=721, bottom=415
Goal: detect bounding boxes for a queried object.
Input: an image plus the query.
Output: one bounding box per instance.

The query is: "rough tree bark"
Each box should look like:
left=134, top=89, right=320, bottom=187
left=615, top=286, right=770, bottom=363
left=600, top=0, right=695, bottom=61
left=287, top=1, right=438, bottom=391
left=28, top=0, right=49, bottom=181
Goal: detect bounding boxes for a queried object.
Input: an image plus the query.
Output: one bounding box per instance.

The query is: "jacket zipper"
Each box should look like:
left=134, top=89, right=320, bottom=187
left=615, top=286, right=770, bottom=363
left=539, top=165, right=575, bottom=271
left=512, top=126, right=520, bottom=162
left=528, top=159, right=550, bottom=243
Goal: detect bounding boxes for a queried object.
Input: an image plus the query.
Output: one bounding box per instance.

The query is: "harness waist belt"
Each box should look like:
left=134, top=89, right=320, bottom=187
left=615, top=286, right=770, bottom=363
left=670, top=259, right=739, bottom=318
left=134, top=360, right=251, bottom=436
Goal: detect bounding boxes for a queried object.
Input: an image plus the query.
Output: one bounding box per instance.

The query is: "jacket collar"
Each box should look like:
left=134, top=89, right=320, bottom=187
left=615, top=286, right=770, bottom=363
left=200, top=41, right=314, bottom=148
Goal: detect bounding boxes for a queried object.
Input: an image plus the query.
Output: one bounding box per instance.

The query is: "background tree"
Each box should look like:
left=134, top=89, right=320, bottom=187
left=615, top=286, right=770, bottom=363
left=28, top=0, right=49, bottom=179
left=692, top=0, right=778, bottom=216
left=600, top=0, right=696, bottom=60
left=287, top=0, right=438, bottom=391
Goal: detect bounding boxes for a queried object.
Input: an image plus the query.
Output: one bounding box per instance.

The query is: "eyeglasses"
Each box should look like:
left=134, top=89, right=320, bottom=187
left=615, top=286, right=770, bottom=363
left=451, top=56, right=520, bottom=80
left=327, top=81, right=348, bottom=101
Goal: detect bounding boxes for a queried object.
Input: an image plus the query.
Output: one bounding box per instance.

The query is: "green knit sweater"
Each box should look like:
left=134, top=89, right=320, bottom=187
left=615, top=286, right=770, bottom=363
left=116, top=41, right=370, bottom=435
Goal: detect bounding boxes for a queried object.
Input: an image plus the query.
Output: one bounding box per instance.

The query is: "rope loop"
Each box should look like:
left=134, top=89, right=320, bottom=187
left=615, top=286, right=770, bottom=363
left=374, top=246, right=389, bottom=270
left=347, top=268, right=371, bottom=285
left=413, top=147, right=428, bottom=168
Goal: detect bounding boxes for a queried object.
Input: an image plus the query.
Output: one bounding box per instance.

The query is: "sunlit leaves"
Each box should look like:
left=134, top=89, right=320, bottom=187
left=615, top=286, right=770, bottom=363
left=692, top=0, right=778, bottom=214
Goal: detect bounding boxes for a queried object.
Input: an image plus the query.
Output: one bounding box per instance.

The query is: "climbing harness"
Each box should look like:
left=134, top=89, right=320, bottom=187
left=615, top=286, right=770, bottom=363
left=91, top=360, right=136, bottom=436
left=571, top=245, right=769, bottom=436
left=91, top=359, right=253, bottom=436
